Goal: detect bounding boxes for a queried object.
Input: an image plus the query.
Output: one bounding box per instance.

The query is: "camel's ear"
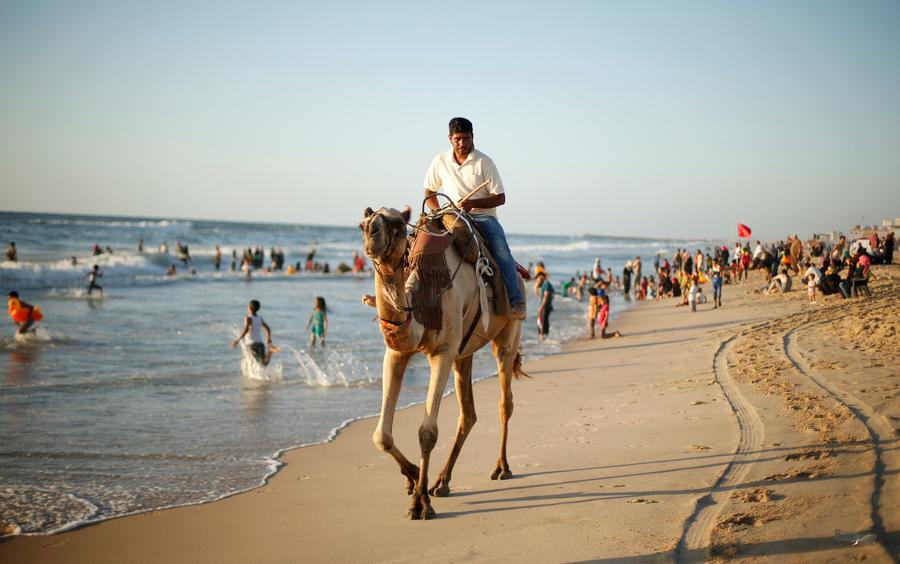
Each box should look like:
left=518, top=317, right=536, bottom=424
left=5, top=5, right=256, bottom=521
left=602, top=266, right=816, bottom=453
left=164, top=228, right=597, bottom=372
left=401, top=205, right=411, bottom=224
left=364, top=207, right=374, bottom=218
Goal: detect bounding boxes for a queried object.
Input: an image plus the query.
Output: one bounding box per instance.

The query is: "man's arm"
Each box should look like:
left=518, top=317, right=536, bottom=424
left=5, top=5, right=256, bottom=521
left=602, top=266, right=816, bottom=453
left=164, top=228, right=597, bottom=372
left=461, top=192, right=505, bottom=212
left=424, top=189, right=440, bottom=211
left=262, top=321, right=272, bottom=344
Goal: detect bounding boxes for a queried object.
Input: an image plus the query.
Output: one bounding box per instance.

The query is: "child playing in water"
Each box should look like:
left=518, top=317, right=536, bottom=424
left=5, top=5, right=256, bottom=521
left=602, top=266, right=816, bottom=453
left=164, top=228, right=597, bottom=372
left=7, top=291, right=43, bottom=335
left=306, top=296, right=328, bottom=347
left=597, top=295, right=621, bottom=339
left=230, top=299, right=278, bottom=366
left=85, top=265, right=103, bottom=296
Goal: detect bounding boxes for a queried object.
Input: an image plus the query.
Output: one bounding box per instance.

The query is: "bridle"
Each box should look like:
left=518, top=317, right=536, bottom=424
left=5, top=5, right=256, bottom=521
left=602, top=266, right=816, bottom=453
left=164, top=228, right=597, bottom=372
left=363, top=203, right=475, bottom=327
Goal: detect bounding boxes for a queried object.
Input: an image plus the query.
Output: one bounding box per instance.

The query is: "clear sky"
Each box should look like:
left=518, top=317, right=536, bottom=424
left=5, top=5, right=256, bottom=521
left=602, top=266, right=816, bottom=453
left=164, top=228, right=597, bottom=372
left=1, top=1, right=898, bottom=240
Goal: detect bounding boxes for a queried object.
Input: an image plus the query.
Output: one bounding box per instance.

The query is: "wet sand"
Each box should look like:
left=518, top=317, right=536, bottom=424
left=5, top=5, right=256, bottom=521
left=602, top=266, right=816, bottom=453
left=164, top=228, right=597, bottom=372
left=2, top=265, right=898, bottom=562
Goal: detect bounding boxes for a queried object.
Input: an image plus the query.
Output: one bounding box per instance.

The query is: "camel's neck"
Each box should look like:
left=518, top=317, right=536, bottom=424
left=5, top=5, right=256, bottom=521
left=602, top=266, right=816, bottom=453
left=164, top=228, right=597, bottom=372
left=373, top=261, right=409, bottom=323
left=372, top=250, right=424, bottom=352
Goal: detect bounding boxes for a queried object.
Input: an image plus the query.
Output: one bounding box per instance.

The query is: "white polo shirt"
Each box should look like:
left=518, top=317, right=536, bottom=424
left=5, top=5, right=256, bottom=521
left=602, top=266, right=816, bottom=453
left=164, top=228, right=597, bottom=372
left=424, top=149, right=504, bottom=218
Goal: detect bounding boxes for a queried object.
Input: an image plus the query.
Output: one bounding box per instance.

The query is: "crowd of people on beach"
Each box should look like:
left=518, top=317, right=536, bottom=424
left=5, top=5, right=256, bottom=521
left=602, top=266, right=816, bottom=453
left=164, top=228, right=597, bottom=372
left=526, top=229, right=895, bottom=343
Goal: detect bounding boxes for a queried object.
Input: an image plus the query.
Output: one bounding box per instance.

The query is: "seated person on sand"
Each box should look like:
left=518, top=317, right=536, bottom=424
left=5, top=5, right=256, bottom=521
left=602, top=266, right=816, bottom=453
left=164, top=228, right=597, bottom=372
left=764, top=268, right=793, bottom=294
left=838, top=261, right=867, bottom=299
left=820, top=264, right=842, bottom=296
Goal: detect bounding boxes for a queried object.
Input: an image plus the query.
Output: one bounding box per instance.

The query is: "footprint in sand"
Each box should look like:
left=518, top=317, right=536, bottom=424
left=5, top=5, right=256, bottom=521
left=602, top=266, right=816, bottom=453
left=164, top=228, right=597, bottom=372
left=532, top=444, right=554, bottom=450
left=357, top=463, right=373, bottom=470
left=691, top=445, right=711, bottom=450
left=41, top=537, right=70, bottom=548
left=515, top=462, right=541, bottom=468
left=566, top=436, right=591, bottom=445
left=626, top=498, right=658, bottom=504
left=691, top=400, right=707, bottom=406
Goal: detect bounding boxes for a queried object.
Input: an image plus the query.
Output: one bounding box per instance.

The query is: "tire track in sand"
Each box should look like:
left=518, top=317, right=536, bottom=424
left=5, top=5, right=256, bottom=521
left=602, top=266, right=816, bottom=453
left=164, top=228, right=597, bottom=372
left=784, top=322, right=899, bottom=562
left=676, top=336, right=765, bottom=562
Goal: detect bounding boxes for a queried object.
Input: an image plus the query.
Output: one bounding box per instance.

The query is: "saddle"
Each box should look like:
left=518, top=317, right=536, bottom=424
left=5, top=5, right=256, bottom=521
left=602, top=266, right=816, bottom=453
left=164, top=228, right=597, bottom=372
left=405, top=213, right=511, bottom=332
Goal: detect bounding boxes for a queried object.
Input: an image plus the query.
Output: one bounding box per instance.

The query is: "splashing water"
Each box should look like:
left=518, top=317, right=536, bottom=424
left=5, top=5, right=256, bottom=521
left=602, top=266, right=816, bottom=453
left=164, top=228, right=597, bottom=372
left=14, top=326, right=52, bottom=344
left=232, top=328, right=283, bottom=384
left=290, top=347, right=376, bottom=387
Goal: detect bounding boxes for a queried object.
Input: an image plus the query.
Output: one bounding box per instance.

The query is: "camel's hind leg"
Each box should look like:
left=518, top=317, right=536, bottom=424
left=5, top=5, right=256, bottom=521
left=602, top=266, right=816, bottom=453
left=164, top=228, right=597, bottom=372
left=372, top=349, right=419, bottom=494
left=491, top=320, right=521, bottom=480
left=429, top=355, right=476, bottom=497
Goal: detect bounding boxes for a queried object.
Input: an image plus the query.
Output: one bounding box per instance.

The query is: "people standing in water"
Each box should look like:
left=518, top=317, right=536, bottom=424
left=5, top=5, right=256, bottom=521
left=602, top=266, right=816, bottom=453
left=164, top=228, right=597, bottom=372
left=306, top=296, right=328, bottom=348
left=632, top=256, right=642, bottom=298
left=5, top=242, right=17, bottom=262
left=85, top=265, right=103, bottom=296
left=423, top=116, right=526, bottom=319
left=230, top=299, right=278, bottom=366
left=587, top=287, right=600, bottom=338
left=535, top=271, right=554, bottom=342
left=7, top=291, right=43, bottom=335
left=214, top=246, right=222, bottom=271
left=622, top=261, right=633, bottom=299
left=137, top=239, right=144, bottom=253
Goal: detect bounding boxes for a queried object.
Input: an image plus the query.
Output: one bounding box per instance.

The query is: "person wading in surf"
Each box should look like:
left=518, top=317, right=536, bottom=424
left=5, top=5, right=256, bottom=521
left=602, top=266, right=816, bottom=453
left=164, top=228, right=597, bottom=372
left=230, top=299, right=278, bottom=366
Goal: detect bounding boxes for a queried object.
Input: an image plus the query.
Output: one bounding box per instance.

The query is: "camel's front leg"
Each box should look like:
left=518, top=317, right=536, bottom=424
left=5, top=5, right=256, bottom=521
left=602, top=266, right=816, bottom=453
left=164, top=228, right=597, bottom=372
left=429, top=355, right=476, bottom=497
left=372, top=349, right=419, bottom=494
left=409, top=351, right=455, bottom=520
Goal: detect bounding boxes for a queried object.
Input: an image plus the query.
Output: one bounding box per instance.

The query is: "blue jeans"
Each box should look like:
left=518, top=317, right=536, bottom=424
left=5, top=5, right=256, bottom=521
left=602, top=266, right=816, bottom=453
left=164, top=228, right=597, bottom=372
left=471, top=215, right=523, bottom=306
left=712, top=277, right=723, bottom=299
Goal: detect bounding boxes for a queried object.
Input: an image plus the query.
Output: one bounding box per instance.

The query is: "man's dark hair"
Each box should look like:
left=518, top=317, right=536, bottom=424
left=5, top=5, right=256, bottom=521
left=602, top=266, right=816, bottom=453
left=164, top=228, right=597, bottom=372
left=249, top=299, right=261, bottom=313
left=9, top=291, right=19, bottom=298
left=448, top=117, right=473, bottom=135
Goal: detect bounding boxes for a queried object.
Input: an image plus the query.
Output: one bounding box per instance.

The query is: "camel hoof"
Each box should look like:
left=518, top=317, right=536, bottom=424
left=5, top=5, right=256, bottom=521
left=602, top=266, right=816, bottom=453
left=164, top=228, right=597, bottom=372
left=429, top=483, right=450, bottom=497
left=490, top=467, right=512, bottom=480
left=420, top=505, right=435, bottom=520
left=406, top=507, right=420, bottom=520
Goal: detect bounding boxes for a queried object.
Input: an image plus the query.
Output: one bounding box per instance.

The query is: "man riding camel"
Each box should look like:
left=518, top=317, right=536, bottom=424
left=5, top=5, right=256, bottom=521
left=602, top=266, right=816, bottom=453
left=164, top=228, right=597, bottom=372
left=423, top=117, right=526, bottom=319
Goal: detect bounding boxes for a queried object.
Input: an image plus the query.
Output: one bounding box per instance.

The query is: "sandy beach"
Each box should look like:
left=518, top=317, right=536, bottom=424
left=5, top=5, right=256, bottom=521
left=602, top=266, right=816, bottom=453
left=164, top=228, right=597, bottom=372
left=2, top=265, right=898, bottom=563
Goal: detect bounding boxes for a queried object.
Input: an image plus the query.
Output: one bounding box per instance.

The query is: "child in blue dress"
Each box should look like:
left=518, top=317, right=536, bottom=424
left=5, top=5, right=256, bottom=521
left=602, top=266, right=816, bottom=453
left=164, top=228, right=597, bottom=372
left=306, top=296, right=328, bottom=348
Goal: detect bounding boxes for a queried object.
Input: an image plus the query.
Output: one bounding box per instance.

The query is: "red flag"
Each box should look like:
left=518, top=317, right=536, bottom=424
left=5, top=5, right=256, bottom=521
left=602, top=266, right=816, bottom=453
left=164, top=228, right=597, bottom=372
left=737, top=223, right=752, bottom=238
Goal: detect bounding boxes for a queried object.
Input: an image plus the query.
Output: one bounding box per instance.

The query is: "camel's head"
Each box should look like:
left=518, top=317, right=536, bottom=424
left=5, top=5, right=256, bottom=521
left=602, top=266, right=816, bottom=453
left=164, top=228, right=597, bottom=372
left=359, top=206, right=411, bottom=264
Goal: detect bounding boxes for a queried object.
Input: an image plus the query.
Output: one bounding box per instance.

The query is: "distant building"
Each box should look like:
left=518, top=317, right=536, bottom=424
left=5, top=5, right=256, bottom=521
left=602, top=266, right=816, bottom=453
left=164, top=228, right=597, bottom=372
left=851, top=216, right=899, bottom=240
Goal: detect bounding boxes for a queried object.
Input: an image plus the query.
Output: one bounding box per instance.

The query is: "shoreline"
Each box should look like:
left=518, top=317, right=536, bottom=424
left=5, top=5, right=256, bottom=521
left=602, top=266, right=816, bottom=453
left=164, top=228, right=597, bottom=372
left=7, top=294, right=618, bottom=538
left=3, top=266, right=897, bottom=562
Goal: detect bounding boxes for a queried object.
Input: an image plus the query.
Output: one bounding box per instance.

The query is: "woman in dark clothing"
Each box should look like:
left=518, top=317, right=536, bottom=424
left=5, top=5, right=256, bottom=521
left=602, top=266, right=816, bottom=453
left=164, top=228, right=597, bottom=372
left=622, top=263, right=633, bottom=297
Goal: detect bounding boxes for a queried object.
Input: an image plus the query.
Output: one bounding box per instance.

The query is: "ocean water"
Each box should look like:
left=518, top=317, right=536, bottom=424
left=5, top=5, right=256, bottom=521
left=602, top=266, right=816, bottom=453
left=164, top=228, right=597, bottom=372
left=0, top=211, right=709, bottom=535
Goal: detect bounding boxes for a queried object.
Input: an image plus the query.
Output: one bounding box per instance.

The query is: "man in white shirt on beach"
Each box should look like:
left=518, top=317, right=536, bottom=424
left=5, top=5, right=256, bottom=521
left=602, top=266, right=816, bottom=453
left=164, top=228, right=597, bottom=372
left=423, top=117, right=525, bottom=318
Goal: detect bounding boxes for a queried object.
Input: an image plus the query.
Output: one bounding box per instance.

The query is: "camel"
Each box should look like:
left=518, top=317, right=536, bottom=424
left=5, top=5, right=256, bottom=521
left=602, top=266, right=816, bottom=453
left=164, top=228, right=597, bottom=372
left=359, top=205, right=525, bottom=520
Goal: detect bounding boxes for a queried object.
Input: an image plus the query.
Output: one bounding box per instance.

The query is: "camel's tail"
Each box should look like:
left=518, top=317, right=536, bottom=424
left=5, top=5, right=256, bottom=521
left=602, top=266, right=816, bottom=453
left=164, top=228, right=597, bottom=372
left=513, top=352, right=530, bottom=380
